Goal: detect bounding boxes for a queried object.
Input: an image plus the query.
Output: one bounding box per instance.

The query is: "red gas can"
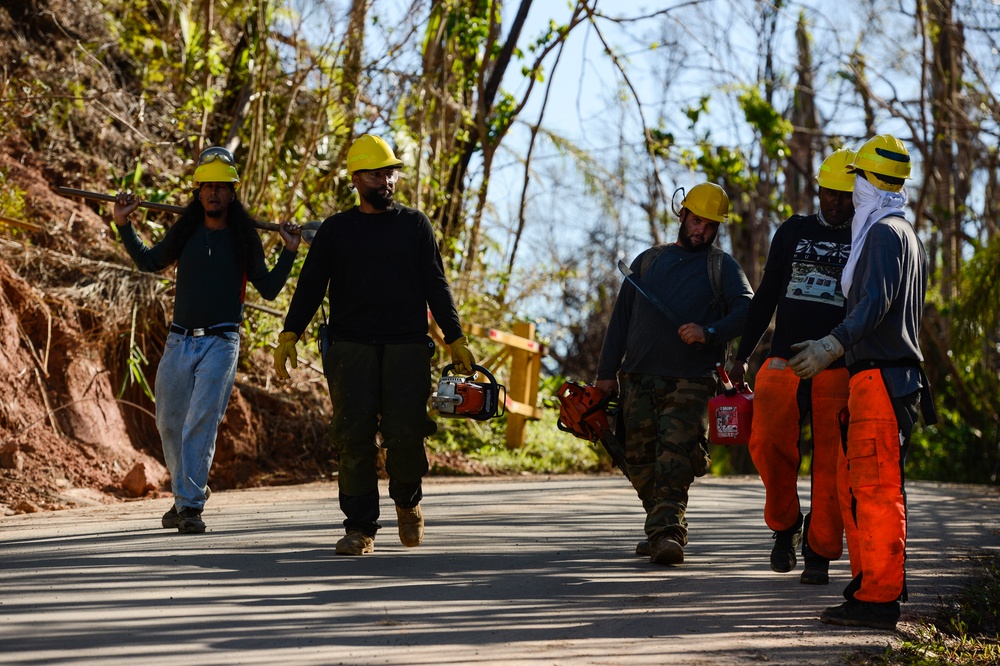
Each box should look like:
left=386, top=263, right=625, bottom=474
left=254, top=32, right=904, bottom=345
left=708, top=363, right=754, bottom=446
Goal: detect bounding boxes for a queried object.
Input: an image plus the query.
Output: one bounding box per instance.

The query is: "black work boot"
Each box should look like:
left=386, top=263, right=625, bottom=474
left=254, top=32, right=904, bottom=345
left=770, top=513, right=803, bottom=573
left=163, top=486, right=211, bottom=529
left=162, top=505, right=179, bottom=529
left=800, top=538, right=831, bottom=585
left=820, top=599, right=900, bottom=630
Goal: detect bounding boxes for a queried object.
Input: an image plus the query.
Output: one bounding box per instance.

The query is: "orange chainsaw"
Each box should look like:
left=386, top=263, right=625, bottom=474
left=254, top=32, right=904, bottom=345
left=431, top=364, right=506, bottom=421
left=556, top=381, right=629, bottom=479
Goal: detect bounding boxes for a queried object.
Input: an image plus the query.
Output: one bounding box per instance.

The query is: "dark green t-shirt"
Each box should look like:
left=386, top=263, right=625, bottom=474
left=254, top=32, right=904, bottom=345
left=119, top=222, right=295, bottom=328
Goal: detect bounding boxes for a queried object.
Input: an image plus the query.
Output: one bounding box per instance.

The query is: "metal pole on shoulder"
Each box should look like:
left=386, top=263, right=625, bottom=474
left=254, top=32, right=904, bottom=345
left=56, top=186, right=321, bottom=243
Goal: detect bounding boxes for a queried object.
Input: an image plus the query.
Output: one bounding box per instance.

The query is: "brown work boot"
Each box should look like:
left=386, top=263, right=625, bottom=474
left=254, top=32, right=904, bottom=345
left=635, top=539, right=651, bottom=557
left=649, top=536, right=684, bottom=565
left=335, top=531, right=375, bottom=555
left=396, top=504, right=424, bottom=547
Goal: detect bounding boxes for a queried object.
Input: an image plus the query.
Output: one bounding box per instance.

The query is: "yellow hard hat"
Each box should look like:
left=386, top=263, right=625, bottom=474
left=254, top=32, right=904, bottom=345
left=847, top=134, right=910, bottom=192
left=346, top=134, right=404, bottom=175
left=681, top=182, right=729, bottom=223
left=193, top=147, right=240, bottom=184
left=816, top=148, right=856, bottom=192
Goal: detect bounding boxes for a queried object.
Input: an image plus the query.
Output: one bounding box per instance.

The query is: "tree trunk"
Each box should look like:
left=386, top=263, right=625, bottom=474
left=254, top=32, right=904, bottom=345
left=786, top=12, right=817, bottom=216
left=928, top=0, right=963, bottom=302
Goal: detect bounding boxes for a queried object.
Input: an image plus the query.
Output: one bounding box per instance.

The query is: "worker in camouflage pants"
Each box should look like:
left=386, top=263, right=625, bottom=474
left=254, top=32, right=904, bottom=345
left=597, top=182, right=752, bottom=566
left=620, top=374, right=716, bottom=547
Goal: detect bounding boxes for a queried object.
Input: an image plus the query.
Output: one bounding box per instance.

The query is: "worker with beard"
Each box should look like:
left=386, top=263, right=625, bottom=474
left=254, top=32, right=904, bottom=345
left=274, top=134, right=474, bottom=556
left=728, top=148, right=856, bottom=585
left=113, top=147, right=301, bottom=534
left=596, top=182, right=753, bottom=566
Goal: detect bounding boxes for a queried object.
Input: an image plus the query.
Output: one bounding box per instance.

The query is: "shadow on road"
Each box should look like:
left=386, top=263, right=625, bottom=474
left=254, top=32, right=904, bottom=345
left=1, top=476, right=997, bottom=665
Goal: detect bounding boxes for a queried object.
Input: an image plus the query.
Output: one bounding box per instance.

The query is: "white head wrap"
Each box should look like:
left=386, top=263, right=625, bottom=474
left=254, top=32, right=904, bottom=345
left=840, top=175, right=908, bottom=294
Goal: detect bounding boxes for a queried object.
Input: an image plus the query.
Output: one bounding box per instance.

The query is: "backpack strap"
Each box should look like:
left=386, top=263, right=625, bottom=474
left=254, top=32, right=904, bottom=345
left=639, top=244, right=670, bottom=280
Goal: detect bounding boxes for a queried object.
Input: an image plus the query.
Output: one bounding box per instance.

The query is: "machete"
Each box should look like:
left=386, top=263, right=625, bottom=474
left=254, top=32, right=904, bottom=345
left=617, top=258, right=685, bottom=329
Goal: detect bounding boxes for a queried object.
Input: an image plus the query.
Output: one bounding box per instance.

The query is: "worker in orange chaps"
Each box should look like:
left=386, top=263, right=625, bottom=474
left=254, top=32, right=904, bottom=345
left=840, top=369, right=919, bottom=606
left=730, top=149, right=856, bottom=585
left=748, top=364, right=850, bottom=577
left=789, top=134, right=935, bottom=631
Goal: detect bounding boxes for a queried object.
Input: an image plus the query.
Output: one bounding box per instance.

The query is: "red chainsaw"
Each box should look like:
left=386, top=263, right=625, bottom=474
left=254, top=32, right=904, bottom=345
left=431, top=364, right=506, bottom=421
left=556, top=381, right=629, bottom=479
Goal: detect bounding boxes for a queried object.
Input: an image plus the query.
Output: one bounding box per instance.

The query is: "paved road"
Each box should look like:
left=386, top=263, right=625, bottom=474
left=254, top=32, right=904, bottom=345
left=1, top=475, right=998, bottom=665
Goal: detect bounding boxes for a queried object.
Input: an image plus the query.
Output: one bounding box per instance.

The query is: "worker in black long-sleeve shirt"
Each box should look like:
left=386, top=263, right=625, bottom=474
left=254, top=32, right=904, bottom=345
left=730, top=149, right=856, bottom=584
left=273, top=134, right=475, bottom=556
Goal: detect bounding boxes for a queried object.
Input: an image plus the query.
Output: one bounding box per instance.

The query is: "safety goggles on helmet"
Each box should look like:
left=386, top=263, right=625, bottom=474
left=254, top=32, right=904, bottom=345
left=847, top=134, right=910, bottom=192
left=197, top=147, right=236, bottom=166
left=355, top=168, right=401, bottom=186
left=193, top=147, right=240, bottom=184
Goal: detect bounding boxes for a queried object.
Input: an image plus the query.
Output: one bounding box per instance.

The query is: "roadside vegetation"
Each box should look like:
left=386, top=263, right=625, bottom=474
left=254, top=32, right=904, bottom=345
left=846, top=554, right=1000, bottom=665
left=2, top=2, right=999, bottom=509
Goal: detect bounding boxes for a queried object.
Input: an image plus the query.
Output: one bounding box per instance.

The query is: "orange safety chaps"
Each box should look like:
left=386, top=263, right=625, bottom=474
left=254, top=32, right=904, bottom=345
left=841, top=370, right=918, bottom=604
left=748, top=360, right=849, bottom=560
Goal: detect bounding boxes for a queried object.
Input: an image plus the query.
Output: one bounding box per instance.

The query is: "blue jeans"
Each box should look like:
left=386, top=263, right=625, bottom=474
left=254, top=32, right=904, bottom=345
left=155, top=331, right=240, bottom=511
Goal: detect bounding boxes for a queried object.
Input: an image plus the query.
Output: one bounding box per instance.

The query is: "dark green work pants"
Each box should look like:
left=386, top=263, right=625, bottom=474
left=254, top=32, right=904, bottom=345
left=324, top=339, right=437, bottom=536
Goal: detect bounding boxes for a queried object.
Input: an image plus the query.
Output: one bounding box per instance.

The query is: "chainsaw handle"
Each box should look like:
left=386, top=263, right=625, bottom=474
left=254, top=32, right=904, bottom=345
left=440, top=363, right=497, bottom=385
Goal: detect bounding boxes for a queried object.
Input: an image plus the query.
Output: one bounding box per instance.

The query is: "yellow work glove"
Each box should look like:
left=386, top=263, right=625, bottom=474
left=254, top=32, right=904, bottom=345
left=274, top=331, right=300, bottom=380
left=788, top=335, right=844, bottom=379
left=448, top=336, right=475, bottom=376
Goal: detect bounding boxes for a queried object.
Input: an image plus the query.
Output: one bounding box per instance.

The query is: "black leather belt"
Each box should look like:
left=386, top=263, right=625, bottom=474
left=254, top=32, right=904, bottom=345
left=847, top=358, right=920, bottom=376
left=170, top=324, right=239, bottom=338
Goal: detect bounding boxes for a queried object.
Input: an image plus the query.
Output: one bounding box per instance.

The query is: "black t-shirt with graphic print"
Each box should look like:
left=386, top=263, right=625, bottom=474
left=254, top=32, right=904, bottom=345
left=736, top=214, right=852, bottom=365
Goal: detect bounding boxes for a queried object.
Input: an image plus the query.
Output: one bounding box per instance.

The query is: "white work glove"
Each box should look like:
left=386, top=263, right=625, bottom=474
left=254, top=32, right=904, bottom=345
left=788, top=335, right=844, bottom=379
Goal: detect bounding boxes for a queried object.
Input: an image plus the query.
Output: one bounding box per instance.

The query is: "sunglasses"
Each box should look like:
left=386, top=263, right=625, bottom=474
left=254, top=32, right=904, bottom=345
left=197, top=147, right=236, bottom=167
left=356, top=169, right=400, bottom=185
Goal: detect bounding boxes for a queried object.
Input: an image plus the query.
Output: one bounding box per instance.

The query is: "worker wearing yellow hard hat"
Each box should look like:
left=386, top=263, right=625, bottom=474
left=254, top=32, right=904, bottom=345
left=112, top=145, right=300, bottom=535
left=274, top=133, right=473, bottom=557
left=789, top=133, right=936, bottom=630
left=730, top=147, right=857, bottom=588
left=595, top=179, right=753, bottom=565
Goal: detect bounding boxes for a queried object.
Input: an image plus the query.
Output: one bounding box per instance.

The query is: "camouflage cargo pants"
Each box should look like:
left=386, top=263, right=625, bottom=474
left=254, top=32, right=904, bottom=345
left=620, top=372, right=714, bottom=546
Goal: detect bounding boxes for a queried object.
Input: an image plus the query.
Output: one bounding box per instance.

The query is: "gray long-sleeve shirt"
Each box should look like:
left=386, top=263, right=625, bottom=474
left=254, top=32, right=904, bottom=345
left=120, top=222, right=296, bottom=328
left=829, top=215, right=927, bottom=397
left=597, top=243, right=753, bottom=380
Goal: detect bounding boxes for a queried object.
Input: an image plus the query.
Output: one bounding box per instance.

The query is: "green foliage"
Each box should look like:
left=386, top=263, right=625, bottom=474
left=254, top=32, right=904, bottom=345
left=487, top=90, right=518, bottom=142
left=736, top=85, right=793, bottom=160
left=907, top=406, right=999, bottom=484
left=118, top=305, right=155, bottom=402
left=0, top=167, right=28, bottom=220
left=907, top=245, right=1000, bottom=484
left=462, top=420, right=599, bottom=475
left=845, top=555, right=1000, bottom=665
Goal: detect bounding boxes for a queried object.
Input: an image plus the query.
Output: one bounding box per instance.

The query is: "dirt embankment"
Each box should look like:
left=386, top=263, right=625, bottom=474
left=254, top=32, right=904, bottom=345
left=0, top=1, right=494, bottom=515
left=0, top=0, right=345, bottom=513
left=0, top=142, right=342, bottom=515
